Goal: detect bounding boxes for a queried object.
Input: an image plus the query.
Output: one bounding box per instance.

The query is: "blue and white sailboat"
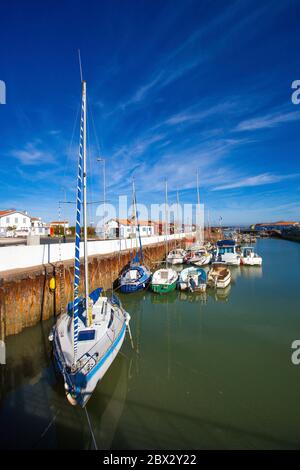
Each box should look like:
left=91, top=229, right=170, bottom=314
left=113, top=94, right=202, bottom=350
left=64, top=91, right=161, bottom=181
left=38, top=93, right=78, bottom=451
left=119, top=180, right=151, bottom=293
left=50, top=79, right=130, bottom=407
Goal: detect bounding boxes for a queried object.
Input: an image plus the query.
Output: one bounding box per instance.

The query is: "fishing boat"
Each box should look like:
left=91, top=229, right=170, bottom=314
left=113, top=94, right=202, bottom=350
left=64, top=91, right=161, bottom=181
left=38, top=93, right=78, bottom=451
left=49, top=79, right=131, bottom=407
left=151, top=268, right=178, bottom=293
left=207, top=263, right=231, bottom=288
left=119, top=181, right=151, bottom=293
left=166, top=248, right=186, bottom=265
left=188, top=248, right=212, bottom=266
left=215, top=239, right=240, bottom=266
left=178, top=267, right=207, bottom=292
left=240, top=246, right=262, bottom=266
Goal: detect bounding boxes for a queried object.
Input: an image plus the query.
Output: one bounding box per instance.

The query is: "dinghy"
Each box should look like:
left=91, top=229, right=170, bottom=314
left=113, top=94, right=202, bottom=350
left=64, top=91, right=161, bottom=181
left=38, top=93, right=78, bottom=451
left=240, top=246, right=262, bottom=266
left=178, top=267, right=207, bottom=292
left=167, top=248, right=186, bottom=265
left=207, top=263, right=231, bottom=289
left=50, top=79, right=130, bottom=407
left=151, top=268, right=178, bottom=293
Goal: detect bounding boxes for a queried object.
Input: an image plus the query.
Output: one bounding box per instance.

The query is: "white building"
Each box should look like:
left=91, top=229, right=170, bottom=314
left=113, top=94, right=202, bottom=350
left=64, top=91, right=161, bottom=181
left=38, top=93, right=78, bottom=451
left=49, top=220, right=69, bottom=229
left=106, top=218, right=155, bottom=239
left=31, top=217, right=50, bottom=236
left=0, top=209, right=31, bottom=236
left=0, top=209, right=50, bottom=237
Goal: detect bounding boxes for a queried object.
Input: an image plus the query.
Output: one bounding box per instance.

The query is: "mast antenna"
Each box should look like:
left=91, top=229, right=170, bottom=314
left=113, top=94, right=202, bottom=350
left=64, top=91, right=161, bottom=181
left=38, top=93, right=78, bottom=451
left=78, top=49, right=83, bottom=82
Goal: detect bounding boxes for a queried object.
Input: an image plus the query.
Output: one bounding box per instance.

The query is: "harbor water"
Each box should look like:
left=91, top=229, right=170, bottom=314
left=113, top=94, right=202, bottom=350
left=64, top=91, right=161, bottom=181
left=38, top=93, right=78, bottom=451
left=1, top=238, right=300, bottom=449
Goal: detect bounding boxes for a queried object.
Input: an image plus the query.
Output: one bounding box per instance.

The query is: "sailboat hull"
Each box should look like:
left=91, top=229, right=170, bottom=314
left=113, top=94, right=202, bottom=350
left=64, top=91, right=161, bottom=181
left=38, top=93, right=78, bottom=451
left=119, top=265, right=151, bottom=293
left=53, top=323, right=126, bottom=407
left=51, top=289, right=129, bottom=408
left=120, top=278, right=150, bottom=293
left=151, top=280, right=177, bottom=293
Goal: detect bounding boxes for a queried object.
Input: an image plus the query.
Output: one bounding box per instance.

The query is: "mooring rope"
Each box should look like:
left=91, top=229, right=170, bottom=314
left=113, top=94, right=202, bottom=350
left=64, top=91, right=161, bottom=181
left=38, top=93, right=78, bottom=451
left=84, top=406, right=98, bottom=450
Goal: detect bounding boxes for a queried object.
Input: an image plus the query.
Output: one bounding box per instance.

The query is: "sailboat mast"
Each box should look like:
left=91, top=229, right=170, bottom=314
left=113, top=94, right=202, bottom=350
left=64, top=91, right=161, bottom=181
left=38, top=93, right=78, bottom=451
left=133, top=179, right=137, bottom=248
left=165, top=179, right=168, bottom=262
left=82, top=80, right=89, bottom=307
left=176, top=190, right=180, bottom=236
left=196, top=169, right=202, bottom=244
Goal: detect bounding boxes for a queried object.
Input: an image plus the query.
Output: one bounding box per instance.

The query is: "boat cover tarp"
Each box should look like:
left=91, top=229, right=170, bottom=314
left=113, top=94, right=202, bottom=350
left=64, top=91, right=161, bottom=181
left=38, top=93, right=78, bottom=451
left=217, top=239, right=235, bottom=247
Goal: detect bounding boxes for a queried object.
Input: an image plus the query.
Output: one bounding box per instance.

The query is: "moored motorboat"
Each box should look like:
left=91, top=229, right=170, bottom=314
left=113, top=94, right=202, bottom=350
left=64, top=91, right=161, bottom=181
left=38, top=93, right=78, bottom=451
left=240, top=246, right=262, bottom=266
left=215, top=239, right=240, bottom=265
left=167, top=248, right=186, bottom=265
left=207, top=263, right=231, bottom=288
left=189, top=249, right=212, bottom=266
left=178, top=267, right=207, bottom=292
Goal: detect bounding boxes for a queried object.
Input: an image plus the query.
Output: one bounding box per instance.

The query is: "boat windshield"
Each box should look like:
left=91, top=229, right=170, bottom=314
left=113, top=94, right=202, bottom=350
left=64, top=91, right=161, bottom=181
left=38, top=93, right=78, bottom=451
left=218, top=247, right=234, bottom=254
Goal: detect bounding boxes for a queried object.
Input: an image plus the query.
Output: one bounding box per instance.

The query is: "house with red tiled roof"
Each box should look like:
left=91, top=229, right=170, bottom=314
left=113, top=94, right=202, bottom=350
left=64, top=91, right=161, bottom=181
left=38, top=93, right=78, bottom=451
left=0, top=209, right=49, bottom=237
left=49, top=220, right=69, bottom=228
left=0, top=209, right=31, bottom=236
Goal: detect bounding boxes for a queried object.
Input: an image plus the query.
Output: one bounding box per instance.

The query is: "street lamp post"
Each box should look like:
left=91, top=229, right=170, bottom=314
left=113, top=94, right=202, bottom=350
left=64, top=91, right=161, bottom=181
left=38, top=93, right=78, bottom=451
left=97, top=157, right=106, bottom=239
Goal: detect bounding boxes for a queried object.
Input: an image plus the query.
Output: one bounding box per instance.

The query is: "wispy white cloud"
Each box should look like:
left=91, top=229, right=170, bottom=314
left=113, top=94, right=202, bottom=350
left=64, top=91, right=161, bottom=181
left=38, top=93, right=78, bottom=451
left=163, top=100, right=238, bottom=127
left=111, top=58, right=202, bottom=115
left=236, top=110, right=300, bottom=131
left=121, top=74, right=163, bottom=109
left=212, top=172, right=299, bottom=191
left=11, top=141, right=54, bottom=166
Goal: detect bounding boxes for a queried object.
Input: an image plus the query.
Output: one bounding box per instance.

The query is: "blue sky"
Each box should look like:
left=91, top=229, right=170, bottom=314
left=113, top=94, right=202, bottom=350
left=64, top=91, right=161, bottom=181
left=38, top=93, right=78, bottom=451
left=0, top=0, right=299, bottom=226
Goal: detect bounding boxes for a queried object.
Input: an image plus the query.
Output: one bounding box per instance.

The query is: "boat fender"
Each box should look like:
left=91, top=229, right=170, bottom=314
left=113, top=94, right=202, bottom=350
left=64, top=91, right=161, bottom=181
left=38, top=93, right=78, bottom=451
left=48, top=330, right=54, bottom=342
left=66, top=392, right=77, bottom=406
left=64, top=382, right=69, bottom=391
left=49, top=276, right=56, bottom=292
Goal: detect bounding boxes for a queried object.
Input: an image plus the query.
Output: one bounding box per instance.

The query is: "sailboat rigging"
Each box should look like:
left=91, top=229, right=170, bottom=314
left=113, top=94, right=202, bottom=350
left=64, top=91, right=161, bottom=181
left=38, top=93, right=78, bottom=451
left=151, top=179, right=178, bottom=293
left=119, top=180, right=151, bottom=293
left=50, top=79, right=131, bottom=407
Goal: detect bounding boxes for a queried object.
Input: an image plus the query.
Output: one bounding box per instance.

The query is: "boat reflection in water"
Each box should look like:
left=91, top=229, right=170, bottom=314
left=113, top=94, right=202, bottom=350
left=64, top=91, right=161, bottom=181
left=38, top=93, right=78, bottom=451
left=0, top=317, right=130, bottom=450
left=240, top=265, right=263, bottom=279
left=210, top=284, right=232, bottom=302
left=151, top=289, right=178, bottom=304
left=177, top=290, right=208, bottom=304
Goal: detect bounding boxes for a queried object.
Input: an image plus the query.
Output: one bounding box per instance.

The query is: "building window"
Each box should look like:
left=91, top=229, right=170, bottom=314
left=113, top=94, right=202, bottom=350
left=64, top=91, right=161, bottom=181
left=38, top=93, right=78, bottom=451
left=15, top=217, right=18, bottom=224
left=23, top=218, right=26, bottom=224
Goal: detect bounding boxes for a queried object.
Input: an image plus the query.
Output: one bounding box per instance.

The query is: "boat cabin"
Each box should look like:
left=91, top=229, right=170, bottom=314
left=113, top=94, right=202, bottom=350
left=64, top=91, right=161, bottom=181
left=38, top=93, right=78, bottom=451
left=216, top=239, right=237, bottom=255
left=242, top=246, right=254, bottom=257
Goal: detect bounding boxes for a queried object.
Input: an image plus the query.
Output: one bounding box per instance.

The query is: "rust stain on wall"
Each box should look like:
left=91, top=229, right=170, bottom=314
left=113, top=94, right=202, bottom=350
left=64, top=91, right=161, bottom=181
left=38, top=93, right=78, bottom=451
left=0, top=239, right=186, bottom=338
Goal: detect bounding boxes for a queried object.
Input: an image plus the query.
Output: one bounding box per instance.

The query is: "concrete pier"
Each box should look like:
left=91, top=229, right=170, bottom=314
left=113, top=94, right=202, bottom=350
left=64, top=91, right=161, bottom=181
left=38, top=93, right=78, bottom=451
left=0, top=239, right=183, bottom=338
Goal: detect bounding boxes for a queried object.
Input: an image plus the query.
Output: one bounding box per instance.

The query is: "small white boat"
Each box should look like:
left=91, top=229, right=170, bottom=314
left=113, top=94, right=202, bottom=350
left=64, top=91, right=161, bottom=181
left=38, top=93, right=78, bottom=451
left=178, top=267, right=207, bottom=292
left=240, top=246, right=262, bottom=266
left=189, top=249, right=212, bottom=266
left=208, top=263, right=231, bottom=288
left=166, top=248, right=186, bottom=265
left=151, top=268, right=178, bottom=293
left=215, top=239, right=240, bottom=266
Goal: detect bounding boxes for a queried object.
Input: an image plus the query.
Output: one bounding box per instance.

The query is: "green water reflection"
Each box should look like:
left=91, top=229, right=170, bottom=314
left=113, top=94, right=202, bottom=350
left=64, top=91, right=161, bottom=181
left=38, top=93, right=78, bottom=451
left=1, top=238, right=300, bottom=449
